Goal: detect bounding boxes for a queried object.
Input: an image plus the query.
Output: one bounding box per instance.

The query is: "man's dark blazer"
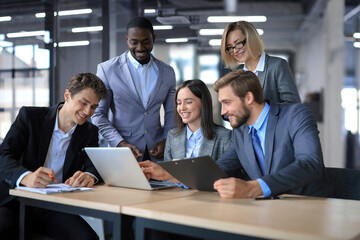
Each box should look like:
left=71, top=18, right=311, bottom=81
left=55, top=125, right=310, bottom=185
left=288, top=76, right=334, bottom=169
left=0, top=103, right=101, bottom=206
left=216, top=103, right=332, bottom=197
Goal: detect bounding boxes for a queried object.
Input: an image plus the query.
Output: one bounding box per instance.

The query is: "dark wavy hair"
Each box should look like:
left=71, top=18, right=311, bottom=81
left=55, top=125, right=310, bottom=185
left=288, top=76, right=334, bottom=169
left=174, top=79, right=215, bottom=139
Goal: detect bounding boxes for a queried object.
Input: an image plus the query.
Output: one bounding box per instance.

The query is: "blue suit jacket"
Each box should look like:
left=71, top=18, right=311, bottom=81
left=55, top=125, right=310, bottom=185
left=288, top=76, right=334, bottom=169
left=164, top=125, right=231, bottom=162
left=217, top=103, right=332, bottom=197
left=92, top=51, right=176, bottom=161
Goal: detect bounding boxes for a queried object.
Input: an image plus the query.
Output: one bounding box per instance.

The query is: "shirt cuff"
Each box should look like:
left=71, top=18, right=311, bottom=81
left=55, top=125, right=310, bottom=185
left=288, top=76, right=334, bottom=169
left=16, top=171, right=32, bottom=187
left=257, top=178, right=271, bottom=197
left=175, top=183, right=190, bottom=189
left=85, top=172, right=99, bottom=184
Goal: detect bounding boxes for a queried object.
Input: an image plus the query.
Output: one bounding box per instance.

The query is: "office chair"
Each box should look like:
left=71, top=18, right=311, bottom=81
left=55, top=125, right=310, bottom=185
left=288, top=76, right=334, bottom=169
left=326, top=167, right=360, bottom=200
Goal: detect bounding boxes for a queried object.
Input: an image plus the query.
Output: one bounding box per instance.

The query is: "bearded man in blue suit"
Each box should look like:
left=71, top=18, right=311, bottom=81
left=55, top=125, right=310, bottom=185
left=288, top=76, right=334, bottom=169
left=213, top=70, right=332, bottom=198
left=92, top=17, right=176, bottom=161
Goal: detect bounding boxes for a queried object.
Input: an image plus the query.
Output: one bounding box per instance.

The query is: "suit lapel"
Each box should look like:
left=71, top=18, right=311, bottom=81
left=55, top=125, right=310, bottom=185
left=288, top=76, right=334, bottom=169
left=62, top=127, right=80, bottom=179
left=146, top=58, right=162, bottom=108
left=243, top=128, right=263, bottom=178
left=38, top=105, right=58, bottom=166
left=119, top=53, right=143, bottom=105
left=199, top=136, right=215, bottom=157
left=177, top=130, right=187, bottom=160
left=257, top=54, right=268, bottom=87
left=264, top=104, right=279, bottom=175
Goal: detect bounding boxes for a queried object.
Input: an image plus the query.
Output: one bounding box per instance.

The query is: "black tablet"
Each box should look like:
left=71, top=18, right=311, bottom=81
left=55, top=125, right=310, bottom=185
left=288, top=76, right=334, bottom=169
left=159, top=156, right=228, bottom=191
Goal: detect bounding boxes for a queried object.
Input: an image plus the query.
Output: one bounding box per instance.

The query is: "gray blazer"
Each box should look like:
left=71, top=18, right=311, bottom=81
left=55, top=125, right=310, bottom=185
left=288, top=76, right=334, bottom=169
left=216, top=103, right=332, bottom=197
left=164, top=125, right=231, bottom=162
left=239, top=54, right=301, bottom=104
left=92, top=51, right=176, bottom=161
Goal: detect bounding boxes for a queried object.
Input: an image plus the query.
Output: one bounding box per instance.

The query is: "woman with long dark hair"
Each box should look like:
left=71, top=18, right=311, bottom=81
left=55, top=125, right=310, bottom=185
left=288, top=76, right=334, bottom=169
left=140, top=79, right=230, bottom=182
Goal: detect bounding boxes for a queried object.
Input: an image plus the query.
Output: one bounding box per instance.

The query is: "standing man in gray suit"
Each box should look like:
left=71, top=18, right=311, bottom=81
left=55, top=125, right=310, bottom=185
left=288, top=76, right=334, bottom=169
left=213, top=70, right=332, bottom=198
left=92, top=17, right=176, bottom=161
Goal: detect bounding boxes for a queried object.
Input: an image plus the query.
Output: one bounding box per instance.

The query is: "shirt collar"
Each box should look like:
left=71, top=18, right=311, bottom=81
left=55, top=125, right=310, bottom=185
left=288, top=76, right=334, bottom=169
left=54, top=105, right=77, bottom=136
left=244, top=52, right=265, bottom=73
left=186, top=125, right=202, bottom=141
left=127, top=51, right=153, bottom=70
left=248, top=102, right=270, bottom=134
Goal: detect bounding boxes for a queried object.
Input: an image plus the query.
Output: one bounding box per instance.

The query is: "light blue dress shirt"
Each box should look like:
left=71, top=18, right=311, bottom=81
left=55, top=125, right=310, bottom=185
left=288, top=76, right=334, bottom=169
left=248, top=102, right=272, bottom=197
left=176, top=126, right=203, bottom=189
left=43, top=113, right=77, bottom=183
left=185, top=126, right=203, bottom=158
left=127, top=51, right=159, bottom=109
left=243, top=51, right=266, bottom=76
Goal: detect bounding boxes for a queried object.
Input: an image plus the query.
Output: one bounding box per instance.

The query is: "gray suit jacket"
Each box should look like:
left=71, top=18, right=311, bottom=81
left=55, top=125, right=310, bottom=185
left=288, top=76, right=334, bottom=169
left=164, top=125, right=231, bottom=162
left=216, top=103, right=332, bottom=197
left=92, top=51, right=176, bottom=161
left=239, top=54, right=301, bottom=104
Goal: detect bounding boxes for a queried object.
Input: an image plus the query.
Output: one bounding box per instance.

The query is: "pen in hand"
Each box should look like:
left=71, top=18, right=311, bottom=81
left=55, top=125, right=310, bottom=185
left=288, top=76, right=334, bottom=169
left=48, top=174, right=57, bottom=183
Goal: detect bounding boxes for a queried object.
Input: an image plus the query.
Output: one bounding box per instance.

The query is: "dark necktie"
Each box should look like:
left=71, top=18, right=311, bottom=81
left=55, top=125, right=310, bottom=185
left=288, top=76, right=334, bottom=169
left=251, top=128, right=265, bottom=175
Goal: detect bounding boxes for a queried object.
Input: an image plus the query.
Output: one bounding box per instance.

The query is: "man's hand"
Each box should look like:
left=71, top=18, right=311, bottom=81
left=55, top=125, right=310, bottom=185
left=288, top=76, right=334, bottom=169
left=65, top=171, right=95, bottom=187
left=213, top=178, right=263, bottom=199
left=139, top=160, right=179, bottom=182
left=117, top=140, right=143, bottom=159
left=20, top=167, right=57, bottom=188
left=149, top=139, right=166, bottom=159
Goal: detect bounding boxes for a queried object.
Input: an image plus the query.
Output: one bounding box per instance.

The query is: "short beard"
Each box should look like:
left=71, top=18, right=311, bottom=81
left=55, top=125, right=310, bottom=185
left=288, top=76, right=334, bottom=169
left=230, top=104, right=250, bottom=129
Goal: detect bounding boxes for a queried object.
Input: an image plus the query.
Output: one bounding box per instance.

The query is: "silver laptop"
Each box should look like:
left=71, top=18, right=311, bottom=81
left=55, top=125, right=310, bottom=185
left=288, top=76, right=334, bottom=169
left=84, top=147, right=176, bottom=190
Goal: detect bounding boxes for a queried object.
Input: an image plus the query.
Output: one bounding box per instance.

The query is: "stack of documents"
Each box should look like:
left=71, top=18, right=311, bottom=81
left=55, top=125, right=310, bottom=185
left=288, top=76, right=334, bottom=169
left=16, top=183, right=93, bottom=194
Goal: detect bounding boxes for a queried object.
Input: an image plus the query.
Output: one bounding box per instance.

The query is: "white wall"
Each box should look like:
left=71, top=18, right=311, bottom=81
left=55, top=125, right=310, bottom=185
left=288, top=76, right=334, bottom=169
left=295, top=0, right=345, bottom=167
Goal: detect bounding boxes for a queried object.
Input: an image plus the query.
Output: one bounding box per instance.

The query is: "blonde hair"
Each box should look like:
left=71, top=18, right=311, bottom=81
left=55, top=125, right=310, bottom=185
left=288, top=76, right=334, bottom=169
left=221, top=21, right=264, bottom=70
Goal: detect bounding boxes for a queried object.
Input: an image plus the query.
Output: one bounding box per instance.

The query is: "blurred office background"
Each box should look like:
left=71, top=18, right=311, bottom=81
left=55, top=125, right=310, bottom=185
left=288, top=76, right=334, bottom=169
left=0, top=0, right=359, bottom=169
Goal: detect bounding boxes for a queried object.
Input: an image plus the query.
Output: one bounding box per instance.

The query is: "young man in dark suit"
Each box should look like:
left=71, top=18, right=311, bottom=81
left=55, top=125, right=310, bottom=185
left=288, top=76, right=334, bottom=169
left=0, top=73, right=107, bottom=240
left=213, top=69, right=332, bottom=199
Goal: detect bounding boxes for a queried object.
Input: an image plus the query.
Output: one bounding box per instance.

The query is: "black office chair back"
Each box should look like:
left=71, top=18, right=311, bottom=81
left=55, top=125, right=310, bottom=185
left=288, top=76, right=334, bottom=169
left=326, top=167, right=360, bottom=200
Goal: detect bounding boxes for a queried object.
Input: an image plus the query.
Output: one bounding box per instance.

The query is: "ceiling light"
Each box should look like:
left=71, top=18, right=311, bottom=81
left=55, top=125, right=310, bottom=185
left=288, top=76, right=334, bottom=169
left=153, top=25, right=173, bottom=30
left=354, top=42, right=360, bottom=48
left=199, top=29, right=224, bottom=36
left=257, top=29, right=264, bottom=35
left=57, top=41, right=89, bottom=47
left=144, top=9, right=156, bottom=14
left=35, top=9, right=92, bottom=18
left=35, top=13, right=46, bottom=18
left=0, top=16, right=11, bottom=22
left=354, top=33, right=360, bottom=39
left=209, top=39, right=221, bottom=46
left=207, top=16, right=267, bottom=23
left=72, top=26, right=103, bottom=33
left=165, top=38, right=188, bottom=43
left=7, top=30, right=45, bottom=38
left=58, top=9, right=92, bottom=16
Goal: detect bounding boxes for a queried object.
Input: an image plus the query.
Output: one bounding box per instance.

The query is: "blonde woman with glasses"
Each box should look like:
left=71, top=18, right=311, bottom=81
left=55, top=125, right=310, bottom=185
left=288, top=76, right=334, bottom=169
left=221, top=21, right=301, bottom=104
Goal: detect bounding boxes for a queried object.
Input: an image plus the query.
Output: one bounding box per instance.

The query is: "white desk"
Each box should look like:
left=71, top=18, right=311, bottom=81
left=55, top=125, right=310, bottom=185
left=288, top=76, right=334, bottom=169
left=122, top=193, right=360, bottom=240
left=10, top=185, right=201, bottom=240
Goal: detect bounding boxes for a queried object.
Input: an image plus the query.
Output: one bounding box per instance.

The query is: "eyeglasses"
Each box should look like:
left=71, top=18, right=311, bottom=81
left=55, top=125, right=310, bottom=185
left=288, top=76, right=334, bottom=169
left=225, top=38, right=247, bottom=54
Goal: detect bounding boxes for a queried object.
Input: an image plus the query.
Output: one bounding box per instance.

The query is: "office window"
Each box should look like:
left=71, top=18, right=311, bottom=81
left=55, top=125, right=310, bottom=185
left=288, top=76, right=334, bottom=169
left=198, top=54, right=219, bottom=85
left=341, top=87, right=359, bottom=134
left=0, top=10, right=50, bottom=139
left=168, top=44, right=195, bottom=84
